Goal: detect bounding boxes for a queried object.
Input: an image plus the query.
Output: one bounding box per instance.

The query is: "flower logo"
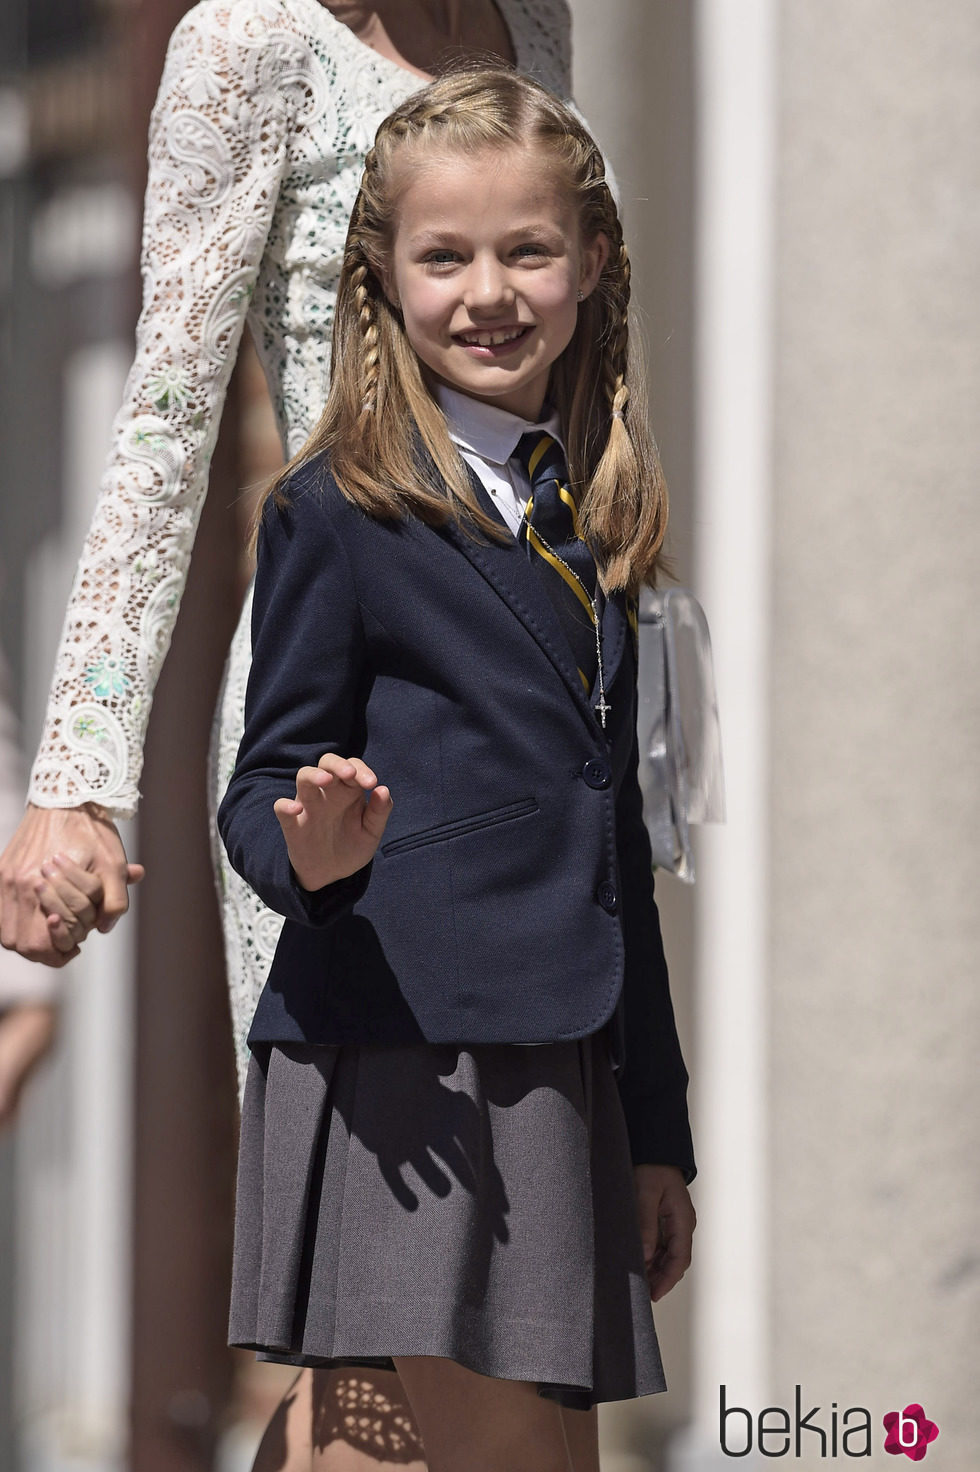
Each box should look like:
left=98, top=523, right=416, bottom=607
left=883, top=1405, right=939, bottom=1460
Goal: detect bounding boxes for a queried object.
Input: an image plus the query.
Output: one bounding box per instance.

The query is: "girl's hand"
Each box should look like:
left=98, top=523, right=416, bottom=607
left=1, top=804, right=144, bottom=965
left=274, top=753, right=393, bottom=892
left=33, top=853, right=113, bottom=957
left=633, top=1163, right=696, bottom=1302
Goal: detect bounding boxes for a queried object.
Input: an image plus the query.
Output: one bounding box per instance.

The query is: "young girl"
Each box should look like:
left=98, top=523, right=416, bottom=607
left=217, top=67, right=695, bottom=1471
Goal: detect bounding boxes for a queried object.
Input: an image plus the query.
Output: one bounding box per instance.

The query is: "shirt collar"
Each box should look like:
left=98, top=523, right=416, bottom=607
left=434, top=383, right=564, bottom=466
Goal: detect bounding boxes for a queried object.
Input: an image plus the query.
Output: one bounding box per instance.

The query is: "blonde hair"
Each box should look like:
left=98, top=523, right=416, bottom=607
left=263, top=68, right=668, bottom=592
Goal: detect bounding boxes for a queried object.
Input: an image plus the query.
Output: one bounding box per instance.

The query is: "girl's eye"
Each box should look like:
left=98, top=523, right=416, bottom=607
left=422, top=250, right=459, bottom=268
left=515, top=243, right=548, bottom=259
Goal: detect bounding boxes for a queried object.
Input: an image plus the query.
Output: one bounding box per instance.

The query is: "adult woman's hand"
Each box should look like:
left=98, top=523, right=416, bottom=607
left=0, top=803, right=144, bottom=965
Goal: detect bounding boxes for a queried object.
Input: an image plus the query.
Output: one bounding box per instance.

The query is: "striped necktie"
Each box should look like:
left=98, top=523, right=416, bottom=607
left=515, top=432, right=599, bottom=695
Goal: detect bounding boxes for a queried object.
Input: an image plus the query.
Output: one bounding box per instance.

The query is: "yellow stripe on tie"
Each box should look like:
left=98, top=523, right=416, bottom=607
left=526, top=435, right=555, bottom=480
left=578, top=667, right=591, bottom=692
left=557, top=484, right=585, bottom=540
left=627, top=599, right=639, bottom=638
left=525, top=523, right=596, bottom=622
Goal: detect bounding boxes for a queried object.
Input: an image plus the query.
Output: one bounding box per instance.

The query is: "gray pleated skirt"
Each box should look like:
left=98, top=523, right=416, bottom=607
left=229, top=1028, right=666, bottom=1409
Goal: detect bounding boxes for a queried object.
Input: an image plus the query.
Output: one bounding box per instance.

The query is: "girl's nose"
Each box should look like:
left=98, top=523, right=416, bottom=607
left=464, top=257, right=515, bottom=312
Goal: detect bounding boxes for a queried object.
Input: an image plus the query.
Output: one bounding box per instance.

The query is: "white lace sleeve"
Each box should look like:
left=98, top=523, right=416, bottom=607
left=27, top=2, right=312, bottom=819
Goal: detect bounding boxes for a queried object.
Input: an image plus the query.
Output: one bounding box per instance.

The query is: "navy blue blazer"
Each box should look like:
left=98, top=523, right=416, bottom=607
left=218, top=451, right=694, bottom=1177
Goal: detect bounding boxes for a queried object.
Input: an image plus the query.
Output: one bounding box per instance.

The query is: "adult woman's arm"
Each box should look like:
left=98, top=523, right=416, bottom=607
left=0, top=4, right=307, bottom=960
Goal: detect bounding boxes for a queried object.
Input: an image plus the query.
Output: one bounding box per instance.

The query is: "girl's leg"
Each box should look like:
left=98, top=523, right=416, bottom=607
left=558, top=1405, right=601, bottom=1472
left=249, top=1369, right=310, bottom=1472
left=393, top=1356, right=594, bottom=1472
left=250, top=1366, right=428, bottom=1471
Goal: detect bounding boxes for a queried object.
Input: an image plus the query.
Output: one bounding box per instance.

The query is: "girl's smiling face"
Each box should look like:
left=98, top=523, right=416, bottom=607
left=383, top=143, right=608, bottom=422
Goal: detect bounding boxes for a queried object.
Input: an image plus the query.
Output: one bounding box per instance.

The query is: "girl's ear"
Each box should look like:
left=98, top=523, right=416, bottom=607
left=385, top=285, right=401, bottom=311
left=579, top=231, right=610, bottom=301
left=380, top=262, right=400, bottom=311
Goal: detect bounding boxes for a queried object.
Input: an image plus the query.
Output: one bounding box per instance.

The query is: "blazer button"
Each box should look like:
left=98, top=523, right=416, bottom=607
left=582, top=758, right=612, bottom=790
left=596, top=880, right=618, bottom=914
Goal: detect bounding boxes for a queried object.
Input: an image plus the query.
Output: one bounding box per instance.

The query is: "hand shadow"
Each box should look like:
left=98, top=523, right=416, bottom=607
left=329, top=1042, right=514, bottom=1247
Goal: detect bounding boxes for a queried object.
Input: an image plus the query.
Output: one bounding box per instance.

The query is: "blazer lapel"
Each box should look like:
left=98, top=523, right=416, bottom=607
left=436, top=462, right=603, bottom=735
left=465, top=464, right=630, bottom=695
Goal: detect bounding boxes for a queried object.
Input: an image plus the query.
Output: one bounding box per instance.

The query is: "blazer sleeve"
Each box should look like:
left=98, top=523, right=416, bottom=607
left=217, top=474, right=372, bottom=927
left=615, top=717, right=697, bottom=1180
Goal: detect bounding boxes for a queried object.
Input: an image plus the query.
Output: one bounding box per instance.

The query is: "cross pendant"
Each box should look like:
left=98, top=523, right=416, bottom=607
left=594, top=694, right=612, bottom=729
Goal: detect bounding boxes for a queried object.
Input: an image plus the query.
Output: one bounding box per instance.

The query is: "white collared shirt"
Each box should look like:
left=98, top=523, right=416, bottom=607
left=433, top=383, right=566, bottom=536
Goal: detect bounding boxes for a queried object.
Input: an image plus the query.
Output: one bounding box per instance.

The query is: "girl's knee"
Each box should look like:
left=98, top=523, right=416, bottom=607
left=392, top=1357, right=574, bottom=1472
left=310, top=1366, right=425, bottom=1463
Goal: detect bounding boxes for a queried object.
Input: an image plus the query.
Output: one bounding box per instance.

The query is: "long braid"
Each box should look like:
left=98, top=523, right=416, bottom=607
left=350, top=250, right=380, bottom=419
left=340, top=154, right=383, bottom=421
left=576, top=176, right=668, bottom=591
left=603, top=234, right=632, bottom=424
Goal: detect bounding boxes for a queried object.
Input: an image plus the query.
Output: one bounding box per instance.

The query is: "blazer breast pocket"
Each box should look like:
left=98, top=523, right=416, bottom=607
left=380, top=798, right=539, bottom=859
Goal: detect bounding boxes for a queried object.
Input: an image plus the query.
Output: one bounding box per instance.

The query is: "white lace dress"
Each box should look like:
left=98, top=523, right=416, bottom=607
left=26, top=0, right=572, bottom=1091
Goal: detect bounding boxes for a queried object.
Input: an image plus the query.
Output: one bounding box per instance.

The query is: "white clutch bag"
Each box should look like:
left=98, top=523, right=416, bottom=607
left=636, top=587, right=726, bottom=882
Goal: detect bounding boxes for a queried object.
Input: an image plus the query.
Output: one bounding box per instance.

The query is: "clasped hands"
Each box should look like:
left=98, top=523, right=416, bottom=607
left=0, top=802, right=144, bottom=965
